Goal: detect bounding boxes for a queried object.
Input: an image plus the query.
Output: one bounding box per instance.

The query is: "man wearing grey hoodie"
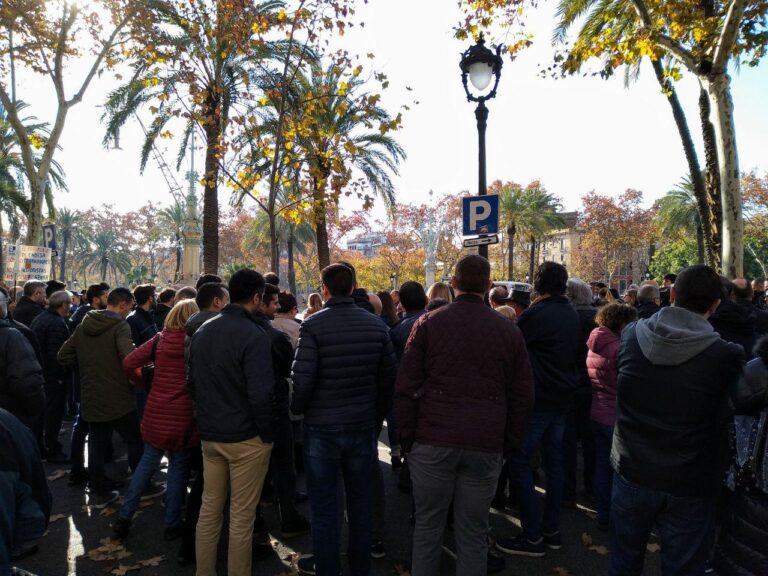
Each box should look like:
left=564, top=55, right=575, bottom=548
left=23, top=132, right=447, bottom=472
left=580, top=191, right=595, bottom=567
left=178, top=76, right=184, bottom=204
left=609, top=265, right=745, bottom=576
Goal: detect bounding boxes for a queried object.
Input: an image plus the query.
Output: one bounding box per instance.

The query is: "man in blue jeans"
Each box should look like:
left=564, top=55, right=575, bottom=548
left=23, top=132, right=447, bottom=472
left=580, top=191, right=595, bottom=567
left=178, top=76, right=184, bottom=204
left=497, top=262, right=581, bottom=557
left=292, top=263, right=397, bottom=576
left=610, top=265, right=744, bottom=575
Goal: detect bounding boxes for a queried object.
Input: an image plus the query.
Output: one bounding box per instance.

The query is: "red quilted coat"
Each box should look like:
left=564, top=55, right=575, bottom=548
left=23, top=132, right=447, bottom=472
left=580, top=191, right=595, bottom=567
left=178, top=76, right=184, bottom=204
left=123, top=328, right=199, bottom=451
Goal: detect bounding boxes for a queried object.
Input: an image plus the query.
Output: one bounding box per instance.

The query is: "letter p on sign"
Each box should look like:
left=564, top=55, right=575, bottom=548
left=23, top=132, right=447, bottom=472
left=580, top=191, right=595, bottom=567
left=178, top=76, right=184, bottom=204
left=462, top=195, right=499, bottom=236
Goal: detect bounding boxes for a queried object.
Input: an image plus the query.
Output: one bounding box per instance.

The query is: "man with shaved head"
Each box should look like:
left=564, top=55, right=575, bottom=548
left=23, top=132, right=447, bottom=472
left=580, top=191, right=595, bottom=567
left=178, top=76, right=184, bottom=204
left=732, top=278, right=768, bottom=336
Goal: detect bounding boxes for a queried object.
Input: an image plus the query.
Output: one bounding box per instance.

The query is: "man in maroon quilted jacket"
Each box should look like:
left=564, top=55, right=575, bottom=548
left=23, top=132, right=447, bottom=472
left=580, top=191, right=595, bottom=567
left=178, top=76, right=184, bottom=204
left=395, top=255, right=534, bottom=576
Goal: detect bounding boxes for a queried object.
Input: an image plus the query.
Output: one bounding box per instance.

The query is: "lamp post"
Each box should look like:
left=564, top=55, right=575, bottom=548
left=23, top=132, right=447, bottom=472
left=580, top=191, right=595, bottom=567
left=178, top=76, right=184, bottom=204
left=460, top=34, right=503, bottom=259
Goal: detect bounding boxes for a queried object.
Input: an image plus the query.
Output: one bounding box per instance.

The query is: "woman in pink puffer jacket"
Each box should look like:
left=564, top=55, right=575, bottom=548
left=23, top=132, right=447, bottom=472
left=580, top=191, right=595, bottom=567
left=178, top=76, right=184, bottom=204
left=587, top=303, right=637, bottom=530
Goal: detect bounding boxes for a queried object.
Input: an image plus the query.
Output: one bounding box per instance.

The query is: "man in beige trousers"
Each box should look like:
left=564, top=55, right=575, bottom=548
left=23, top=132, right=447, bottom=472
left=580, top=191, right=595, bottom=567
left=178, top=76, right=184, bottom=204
left=188, top=269, right=275, bottom=576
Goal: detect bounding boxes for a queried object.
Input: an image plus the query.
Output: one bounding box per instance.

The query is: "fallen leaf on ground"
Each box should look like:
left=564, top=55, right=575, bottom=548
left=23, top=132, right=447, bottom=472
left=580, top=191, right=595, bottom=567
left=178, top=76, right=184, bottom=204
left=99, top=507, right=116, bottom=517
left=553, top=567, right=574, bottom=576
left=81, top=505, right=90, bottom=513
left=646, top=543, right=661, bottom=553
left=590, top=544, right=609, bottom=556
left=49, top=514, right=67, bottom=523
left=138, top=500, right=154, bottom=508
left=116, top=550, right=133, bottom=560
left=47, top=469, right=67, bottom=481
left=394, top=561, right=411, bottom=576
left=581, top=532, right=593, bottom=547
left=275, top=571, right=299, bottom=576
left=271, top=539, right=280, bottom=550
left=110, top=564, right=140, bottom=575
left=85, top=538, right=128, bottom=562
left=138, top=555, right=165, bottom=567
left=282, top=552, right=300, bottom=565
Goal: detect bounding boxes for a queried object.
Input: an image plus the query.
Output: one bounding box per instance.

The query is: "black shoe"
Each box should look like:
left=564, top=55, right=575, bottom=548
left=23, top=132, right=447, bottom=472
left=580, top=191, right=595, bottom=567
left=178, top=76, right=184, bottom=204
left=487, top=549, right=506, bottom=574
left=391, top=455, right=402, bottom=471
left=177, top=543, right=195, bottom=566
left=281, top=516, right=310, bottom=539
left=496, top=535, right=546, bottom=557
left=68, top=468, right=89, bottom=487
left=252, top=541, right=274, bottom=560
left=490, top=495, right=507, bottom=511
left=90, top=490, right=119, bottom=510
left=370, top=539, right=386, bottom=559
left=112, top=517, right=131, bottom=539
left=164, top=524, right=184, bottom=541
left=543, top=531, right=562, bottom=550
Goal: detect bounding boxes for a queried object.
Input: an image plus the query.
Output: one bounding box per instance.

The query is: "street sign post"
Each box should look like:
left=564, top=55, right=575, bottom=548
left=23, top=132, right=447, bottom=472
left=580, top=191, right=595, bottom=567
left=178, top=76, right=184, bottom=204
left=462, top=234, right=499, bottom=248
left=43, top=224, right=57, bottom=256
left=462, top=195, right=499, bottom=237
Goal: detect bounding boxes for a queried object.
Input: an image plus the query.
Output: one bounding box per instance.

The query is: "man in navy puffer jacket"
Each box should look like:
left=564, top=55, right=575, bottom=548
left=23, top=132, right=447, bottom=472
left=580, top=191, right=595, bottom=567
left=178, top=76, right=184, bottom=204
left=292, top=263, right=397, bottom=576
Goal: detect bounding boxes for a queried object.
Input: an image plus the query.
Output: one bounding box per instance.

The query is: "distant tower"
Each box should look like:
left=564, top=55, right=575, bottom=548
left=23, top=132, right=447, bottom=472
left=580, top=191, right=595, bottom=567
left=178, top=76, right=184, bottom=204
left=180, top=131, right=202, bottom=285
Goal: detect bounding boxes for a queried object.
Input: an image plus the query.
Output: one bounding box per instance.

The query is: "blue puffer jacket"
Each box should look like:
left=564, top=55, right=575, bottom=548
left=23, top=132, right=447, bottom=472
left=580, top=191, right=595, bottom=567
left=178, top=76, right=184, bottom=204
left=291, top=297, right=397, bottom=428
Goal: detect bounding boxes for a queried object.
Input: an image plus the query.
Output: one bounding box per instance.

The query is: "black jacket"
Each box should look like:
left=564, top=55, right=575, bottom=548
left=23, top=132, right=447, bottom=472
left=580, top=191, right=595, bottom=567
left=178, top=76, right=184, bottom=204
left=352, top=288, right=375, bottom=313
left=127, top=306, right=158, bottom=347
left=291, top=297, right=397, bottom=428
left=516, top=296, right=582, bottom=413
left=611, top=309, right=744, bottom=497
left=252, top=313, right=293, bottom=417
left=68, top=303, right=91, bottom=331
left=733, top=298, right=768, bottom=337
left=0, top=320, right=46, bottom=428
left=573, top=304, right=598, bottom=394
left=188, top=305, right=274, bottom=443
left=636, top=301, right=660, bottom=319
left=30, top=309, right=70, bottom=382
left=13, top=296, right=44, bottom=327
left=154, top=303, right=172, bottom=329
left=710, top=299, right=757, bottom=360
left=390, top=310, right=426, bottom=362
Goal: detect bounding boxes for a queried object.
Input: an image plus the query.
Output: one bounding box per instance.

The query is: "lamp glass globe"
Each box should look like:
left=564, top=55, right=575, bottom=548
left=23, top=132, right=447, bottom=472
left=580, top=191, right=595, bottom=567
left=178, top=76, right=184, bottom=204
left=468, top=62, right=494, bottom=91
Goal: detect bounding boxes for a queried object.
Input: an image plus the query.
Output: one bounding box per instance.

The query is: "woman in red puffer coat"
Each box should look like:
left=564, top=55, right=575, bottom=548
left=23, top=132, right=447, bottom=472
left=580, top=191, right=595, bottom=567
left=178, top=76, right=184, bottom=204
left=587, top=303, right=637, bottom=531
left=112, top=299, right=200, bottom=541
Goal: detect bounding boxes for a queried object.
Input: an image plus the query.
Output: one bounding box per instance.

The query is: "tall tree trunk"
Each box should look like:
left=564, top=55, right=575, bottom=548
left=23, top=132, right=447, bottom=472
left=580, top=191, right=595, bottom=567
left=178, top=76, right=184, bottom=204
left=287, top=233, right=297, bottom=295
left=650, top=58, right=716, bottom=267
left=174, top=232, right=181, bottom=281
left=696, top=221, right=706, bottom=265
left=704, top=73, right=742, bottom=277
left=699, top=87, right=723, bottom=271
left=59, top=233, right=68, bottom=282
left=313, top=173, right=331, bottom=271
left=528, top=236, right=536, bottom=282
left=507, top=225, right=515, bottom=281
left=202, top=98, right=221, bottom=275
left=269, top=213, right=279, bottom=273
left=0, top=217, right=4, bottom=279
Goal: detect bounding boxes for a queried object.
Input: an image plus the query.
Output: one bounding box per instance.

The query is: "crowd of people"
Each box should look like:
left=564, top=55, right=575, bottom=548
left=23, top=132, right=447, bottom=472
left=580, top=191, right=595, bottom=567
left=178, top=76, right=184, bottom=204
left=1, top=257, right=767, bottom=576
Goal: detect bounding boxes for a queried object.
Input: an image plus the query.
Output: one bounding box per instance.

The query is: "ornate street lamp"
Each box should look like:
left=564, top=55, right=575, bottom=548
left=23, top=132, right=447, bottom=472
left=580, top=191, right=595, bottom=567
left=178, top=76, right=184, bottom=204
left=460, top=33, right=503, bottom=259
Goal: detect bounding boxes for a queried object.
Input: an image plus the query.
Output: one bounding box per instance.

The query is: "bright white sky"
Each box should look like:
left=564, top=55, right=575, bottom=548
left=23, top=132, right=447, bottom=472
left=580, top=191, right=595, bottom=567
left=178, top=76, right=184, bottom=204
left=11, top=0, right=768, bottom=216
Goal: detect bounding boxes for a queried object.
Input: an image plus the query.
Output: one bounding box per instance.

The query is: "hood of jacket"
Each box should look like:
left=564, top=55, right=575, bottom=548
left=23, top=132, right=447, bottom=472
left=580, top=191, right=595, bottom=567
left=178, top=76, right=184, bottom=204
left=81, top=309, right=124, bottom=337
left=588, top=326, right=619, bottom=355
left=186, top=309, right=219, bottom=337
left=634, top=306, right=720, bottom=366
left=710, top=299, right=755, bottom=329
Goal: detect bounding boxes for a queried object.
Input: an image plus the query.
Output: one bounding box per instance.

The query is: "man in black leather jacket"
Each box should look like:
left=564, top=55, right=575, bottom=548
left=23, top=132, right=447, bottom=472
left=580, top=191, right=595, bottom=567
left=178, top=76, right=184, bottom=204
left=610, top=265, right=745, bottom=576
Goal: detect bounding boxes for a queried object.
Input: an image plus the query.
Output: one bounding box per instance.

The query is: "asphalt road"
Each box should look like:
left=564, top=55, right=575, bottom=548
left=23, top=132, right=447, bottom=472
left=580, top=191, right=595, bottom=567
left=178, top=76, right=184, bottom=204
left=14, top=423, right=661, bottom=576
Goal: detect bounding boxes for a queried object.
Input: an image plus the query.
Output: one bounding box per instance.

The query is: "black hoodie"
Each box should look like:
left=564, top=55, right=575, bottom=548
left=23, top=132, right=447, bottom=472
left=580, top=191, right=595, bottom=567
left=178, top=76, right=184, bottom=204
left=709, top=299, right=757, bottom=360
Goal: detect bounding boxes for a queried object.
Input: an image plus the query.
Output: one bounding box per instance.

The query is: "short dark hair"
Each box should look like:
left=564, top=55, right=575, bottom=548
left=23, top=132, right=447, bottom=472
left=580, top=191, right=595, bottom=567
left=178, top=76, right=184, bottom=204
left=426, top=298, right=450, bottom=312
left=398, top=281, right=427, bottom=312
left=132, top=284, right=156, bottom=306
left=264, top=272, right=280, bottom=286
left=336, top=260, right=357, bottom=287
left=263, top=283, right=279, bottom=305
left=196, top=274, right=223, bottom=290
left=107, top=287, right=135, bottom=306
left=158, top=288, right=176, bottom=304
left=86, top=282, right=110, bottom=304
left=196, top=282, right=227, bottom=309
left=663, top=273, right=678, bottom=283
left=674, top=265, right=721, bottom=313
left=322, top=264, right=355, bottom=297
left=228, top=269, right=265, bottom=304
left=534, top=261, right=568, bottom=297
left=454, top=255, right=490, bottom=294
left=277, top=291, right=298, bottom=313
left=46, top=280, right=66, bottom=298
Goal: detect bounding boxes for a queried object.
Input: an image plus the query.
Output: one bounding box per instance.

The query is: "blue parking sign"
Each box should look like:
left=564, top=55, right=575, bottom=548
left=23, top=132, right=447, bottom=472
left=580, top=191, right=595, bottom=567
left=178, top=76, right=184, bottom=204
left=462, top=195, right=499, bottom=236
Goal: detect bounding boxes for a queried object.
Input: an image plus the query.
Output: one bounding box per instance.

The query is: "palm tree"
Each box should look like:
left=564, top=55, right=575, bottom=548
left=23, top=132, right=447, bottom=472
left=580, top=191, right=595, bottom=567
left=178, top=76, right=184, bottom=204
left=523, top=186, right=566, bottom=281
left=497, top=182, right=526, bottom=281
left=159, top=201, right=185, bottom=282
left=54, top=208, right=91, bottom=283
left=101, top=0, right=285, bottom=275
left=83, top=230, right=132, bottom=283
left=297, top=64, right=406, bottom=270
left=656, top=176, right=704, bottom=264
